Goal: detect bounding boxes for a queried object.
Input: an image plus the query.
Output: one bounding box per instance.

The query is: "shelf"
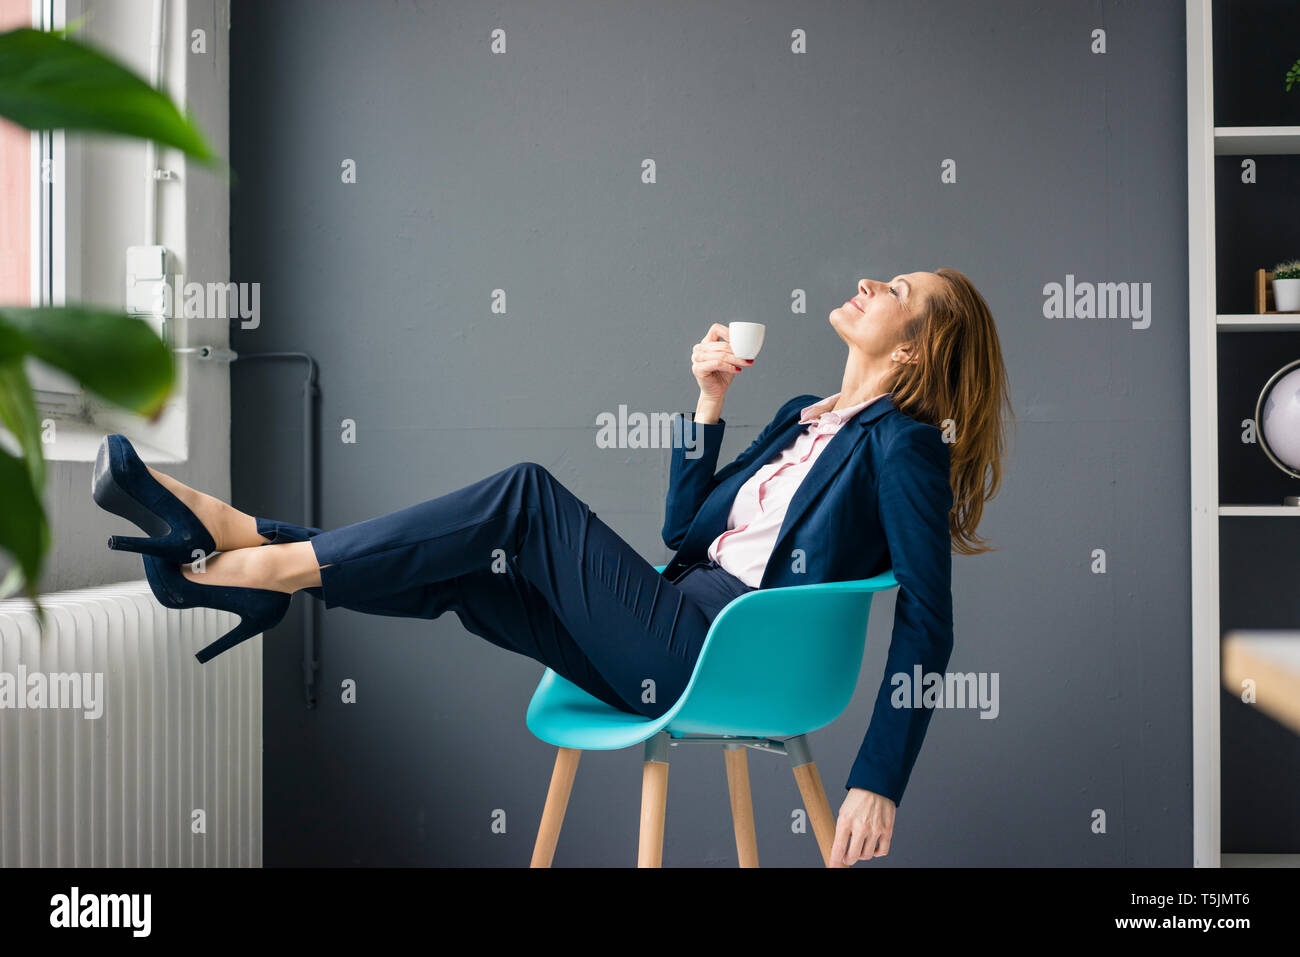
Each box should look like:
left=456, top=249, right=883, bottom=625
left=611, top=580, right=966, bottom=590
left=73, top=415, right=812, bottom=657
left=1217, top=314, right=1300, bottom=331
left=1219, top=505, right=1300, bottom=516
left=1214, top=126, right=1300, bottom=155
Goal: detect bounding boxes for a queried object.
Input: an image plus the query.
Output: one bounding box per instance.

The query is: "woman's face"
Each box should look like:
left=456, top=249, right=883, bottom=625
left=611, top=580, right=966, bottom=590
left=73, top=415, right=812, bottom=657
left=829, top=271, right=939, bottom=359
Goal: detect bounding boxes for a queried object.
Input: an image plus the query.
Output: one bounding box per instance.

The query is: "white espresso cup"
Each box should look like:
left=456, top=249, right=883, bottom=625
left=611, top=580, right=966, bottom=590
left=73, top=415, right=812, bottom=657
left=728, top=321, right=766, bottom=361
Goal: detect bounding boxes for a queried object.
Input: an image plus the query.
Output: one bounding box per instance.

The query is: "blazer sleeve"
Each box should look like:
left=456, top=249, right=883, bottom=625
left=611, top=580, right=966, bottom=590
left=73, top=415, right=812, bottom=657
left=661, top=394, right=812, bottom=551
left=845, top=422, right=955, bottom=807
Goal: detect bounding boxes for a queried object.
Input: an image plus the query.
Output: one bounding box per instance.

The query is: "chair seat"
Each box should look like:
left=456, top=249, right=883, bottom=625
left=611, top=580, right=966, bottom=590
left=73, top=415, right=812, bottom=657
left=525, top=667, right=857, bottom=750
left=525, top=669, right=674, bottom=751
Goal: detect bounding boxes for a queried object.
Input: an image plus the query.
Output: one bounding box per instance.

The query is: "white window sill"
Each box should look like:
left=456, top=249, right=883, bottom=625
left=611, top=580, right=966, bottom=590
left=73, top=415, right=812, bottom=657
left=28, top=314, right=197, bottom=465
left=39, top=393, right=189, bottom=464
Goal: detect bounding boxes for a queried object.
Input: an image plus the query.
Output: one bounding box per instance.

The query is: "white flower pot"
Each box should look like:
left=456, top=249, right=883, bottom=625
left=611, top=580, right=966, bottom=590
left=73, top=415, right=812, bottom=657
left=1273, top=277, right=1300, bottom=312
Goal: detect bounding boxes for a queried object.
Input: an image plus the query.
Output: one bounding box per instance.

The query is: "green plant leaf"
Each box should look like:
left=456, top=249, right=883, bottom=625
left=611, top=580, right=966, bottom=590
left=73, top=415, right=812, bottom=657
left=0, top=27, right=216, bottom=164
left=0, top=318, right=30, bottom=360
left=0, top=442, right=48, bottom=606
left=0, top=306, right=174, bottom=417
left=0, top=359, right=45, bottom=491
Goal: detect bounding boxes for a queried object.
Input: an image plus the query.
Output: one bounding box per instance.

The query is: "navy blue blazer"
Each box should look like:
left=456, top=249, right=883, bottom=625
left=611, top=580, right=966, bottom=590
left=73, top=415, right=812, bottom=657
left=661, top=392, right=954, bottom=806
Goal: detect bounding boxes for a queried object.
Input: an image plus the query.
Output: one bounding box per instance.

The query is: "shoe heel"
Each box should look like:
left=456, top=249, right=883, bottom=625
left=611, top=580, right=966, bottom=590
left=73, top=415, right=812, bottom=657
left=108, top=532, right=199, bottom=560
left=195, top=616, right=266, bottom=664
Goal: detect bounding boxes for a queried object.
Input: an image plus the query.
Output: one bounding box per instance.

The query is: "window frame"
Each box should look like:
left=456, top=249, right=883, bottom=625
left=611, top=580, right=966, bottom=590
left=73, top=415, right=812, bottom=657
left=27, top=0, right=89, bottom=417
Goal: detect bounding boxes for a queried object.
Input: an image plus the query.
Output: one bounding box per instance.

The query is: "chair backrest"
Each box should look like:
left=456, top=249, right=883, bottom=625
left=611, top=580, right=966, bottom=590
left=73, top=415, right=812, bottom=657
left=660, top=569, right=899, bottom=738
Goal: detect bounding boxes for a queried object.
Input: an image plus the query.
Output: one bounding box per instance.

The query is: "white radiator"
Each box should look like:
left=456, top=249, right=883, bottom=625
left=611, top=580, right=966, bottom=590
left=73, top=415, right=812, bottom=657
left=0, top=580, right=262, bottom=867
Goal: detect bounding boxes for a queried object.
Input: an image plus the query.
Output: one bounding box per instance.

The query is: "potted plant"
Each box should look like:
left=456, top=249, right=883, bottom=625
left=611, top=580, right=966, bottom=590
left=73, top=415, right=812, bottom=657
left=1272, top=260, right=1300, bottom=312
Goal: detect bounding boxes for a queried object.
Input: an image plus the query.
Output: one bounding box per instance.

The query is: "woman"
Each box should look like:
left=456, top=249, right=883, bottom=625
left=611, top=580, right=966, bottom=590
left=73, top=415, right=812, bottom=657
left=92, top=266, right=1011, bottom=866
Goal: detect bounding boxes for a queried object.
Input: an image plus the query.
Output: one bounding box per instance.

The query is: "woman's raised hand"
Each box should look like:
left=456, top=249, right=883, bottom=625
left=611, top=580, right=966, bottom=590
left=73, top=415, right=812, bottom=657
left=691, top=323, right=754, bottom=401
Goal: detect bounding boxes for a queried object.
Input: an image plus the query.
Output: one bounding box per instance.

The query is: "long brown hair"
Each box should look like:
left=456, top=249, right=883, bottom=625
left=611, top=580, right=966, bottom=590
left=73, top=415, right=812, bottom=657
left=884, top=267, right=1014, bottom=556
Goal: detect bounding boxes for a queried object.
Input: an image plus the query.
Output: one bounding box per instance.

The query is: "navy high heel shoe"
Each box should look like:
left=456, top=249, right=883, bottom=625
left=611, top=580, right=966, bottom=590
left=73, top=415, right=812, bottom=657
left=142, top=554, right=290, bottom=663
left=92, top=434, right=217, bottom=562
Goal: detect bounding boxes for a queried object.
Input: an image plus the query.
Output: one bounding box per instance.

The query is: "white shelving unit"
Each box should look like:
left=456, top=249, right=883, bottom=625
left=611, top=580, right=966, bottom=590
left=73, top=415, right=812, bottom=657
left=1218, top=505, right=1300, bottom=517
left=1188, top=0, right=1300, bottom=867
left=1217, top=314, right=1300, bottom=331
left=1214, top=126, right=1300, bottom=154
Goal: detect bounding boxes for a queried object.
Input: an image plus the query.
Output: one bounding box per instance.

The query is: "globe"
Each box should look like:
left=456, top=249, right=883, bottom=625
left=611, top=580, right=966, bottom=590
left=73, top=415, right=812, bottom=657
left=1257, top=361, right=1300, bottom=505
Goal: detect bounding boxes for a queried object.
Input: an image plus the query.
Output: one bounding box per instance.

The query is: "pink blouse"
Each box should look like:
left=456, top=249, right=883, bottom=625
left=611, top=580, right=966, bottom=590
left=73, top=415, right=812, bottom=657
left=706, top=392, right=889, bottom=587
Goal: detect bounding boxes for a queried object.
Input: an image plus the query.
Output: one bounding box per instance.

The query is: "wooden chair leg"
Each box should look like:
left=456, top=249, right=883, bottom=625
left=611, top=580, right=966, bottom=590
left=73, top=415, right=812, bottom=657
left=787, top=735, right=847, bottom=868
left=638, top=733, right=670, bottom=867
left=531, top=747, right=581, bottom=867
left=723, top=744, right=759, bottom=867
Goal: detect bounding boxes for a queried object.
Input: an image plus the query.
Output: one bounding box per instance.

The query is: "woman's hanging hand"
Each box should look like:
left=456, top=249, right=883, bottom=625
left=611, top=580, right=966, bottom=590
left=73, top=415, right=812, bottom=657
left=691, top=323, right=754, bottom=401
left=829, top=787, right=896, bottom=867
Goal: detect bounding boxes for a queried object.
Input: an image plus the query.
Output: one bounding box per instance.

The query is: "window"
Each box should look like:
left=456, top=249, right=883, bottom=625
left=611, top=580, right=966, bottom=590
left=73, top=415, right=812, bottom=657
left=1, top=0, right=84, bottom=416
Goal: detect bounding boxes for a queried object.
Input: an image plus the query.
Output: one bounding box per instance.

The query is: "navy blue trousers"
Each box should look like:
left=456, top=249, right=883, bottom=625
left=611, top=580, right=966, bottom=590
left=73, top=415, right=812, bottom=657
left=254, top=462, right=755, bottom=718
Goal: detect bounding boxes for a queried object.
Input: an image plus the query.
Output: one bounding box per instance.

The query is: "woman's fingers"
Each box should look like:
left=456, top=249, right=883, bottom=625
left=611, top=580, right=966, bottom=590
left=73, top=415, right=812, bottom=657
left=694, top=358, right=742, bottom=376
left=695, top=342, right=749, bottom=361
left=694, top=326, right=754, bottom=366
left=692, top=341, right=753, bottom=369
left=846, top=823, right=870, bottom=864
left=691, top=324, right=751, bottom=393
left=694, top=354, right=746, bottom=372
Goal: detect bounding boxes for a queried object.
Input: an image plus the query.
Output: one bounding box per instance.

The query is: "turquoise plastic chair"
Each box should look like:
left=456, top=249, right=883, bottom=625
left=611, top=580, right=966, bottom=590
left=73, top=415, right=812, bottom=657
left=526, top=563, right=898, bottom=867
